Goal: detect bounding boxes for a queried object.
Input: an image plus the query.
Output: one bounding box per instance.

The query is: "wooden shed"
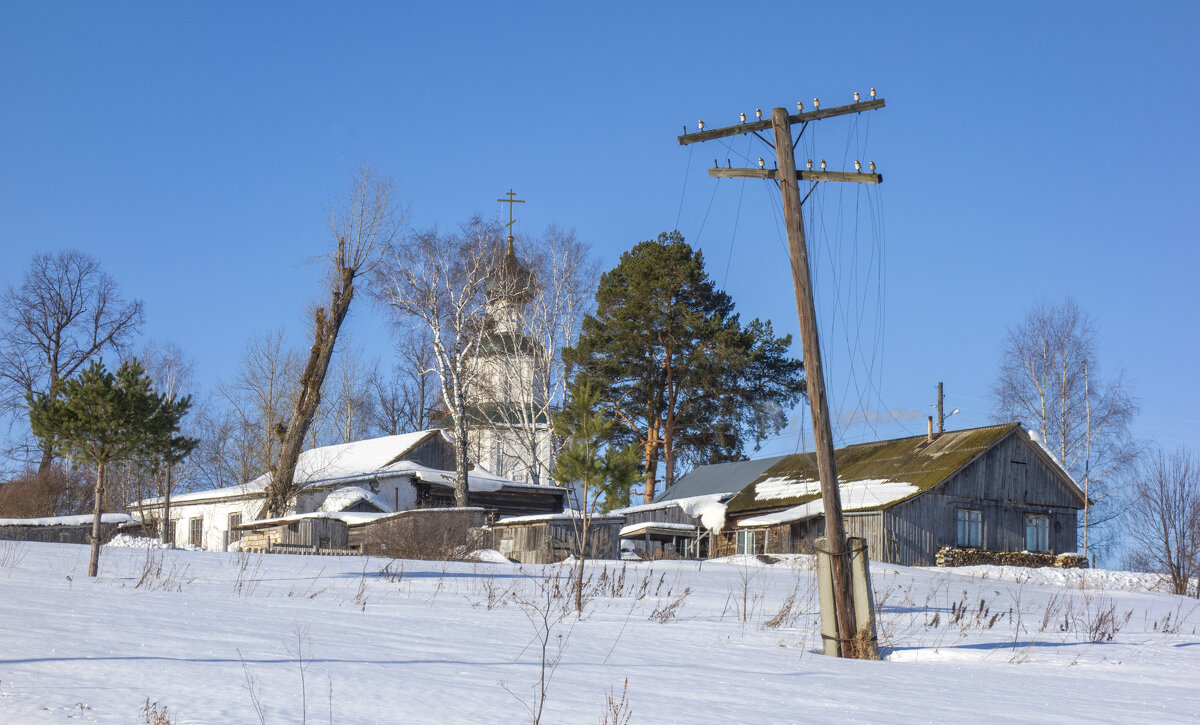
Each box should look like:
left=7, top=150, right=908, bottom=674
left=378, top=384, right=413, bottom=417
left=490, top=513, right=623, bottom=564
left=350, top=507, right=491, bottom=557
left=236, top=513, right=350, bottom=553
left=722, top=423, right=1086, bottom=566
left=0, top=514, right=133, bottom=545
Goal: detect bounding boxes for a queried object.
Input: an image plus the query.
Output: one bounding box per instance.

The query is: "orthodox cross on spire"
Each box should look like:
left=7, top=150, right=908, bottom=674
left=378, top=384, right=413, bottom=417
left=496, top=188, right=525, bottom=249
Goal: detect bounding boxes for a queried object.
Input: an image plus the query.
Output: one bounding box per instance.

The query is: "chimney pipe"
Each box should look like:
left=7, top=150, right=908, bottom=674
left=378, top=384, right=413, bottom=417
left=937, top=382, right=944, bottom=434
left=927, top=416, right=934, bottom=442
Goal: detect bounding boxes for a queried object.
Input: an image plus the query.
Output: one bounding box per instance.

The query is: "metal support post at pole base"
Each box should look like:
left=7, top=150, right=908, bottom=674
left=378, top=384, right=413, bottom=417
left=849, top=537, right=879, bottom=659
left=816, top=536, right=879, bottom=659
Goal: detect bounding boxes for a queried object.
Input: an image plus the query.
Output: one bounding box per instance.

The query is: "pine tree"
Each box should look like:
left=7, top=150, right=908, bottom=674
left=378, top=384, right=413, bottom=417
left=553, top=382, right=638, bottom=612
left=563, top=231, right=805, bottom=502
left=28, top=359, right=196, bottom=576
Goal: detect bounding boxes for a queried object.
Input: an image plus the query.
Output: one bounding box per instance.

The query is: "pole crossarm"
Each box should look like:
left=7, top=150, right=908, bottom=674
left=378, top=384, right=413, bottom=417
left=709, top=168, right=882, bottom=184
left=677, top=98, right=885, bottom=146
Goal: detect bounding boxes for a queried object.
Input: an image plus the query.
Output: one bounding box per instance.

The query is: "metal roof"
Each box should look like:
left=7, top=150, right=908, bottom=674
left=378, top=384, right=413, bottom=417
left=654, top=455, right=790, bottom=502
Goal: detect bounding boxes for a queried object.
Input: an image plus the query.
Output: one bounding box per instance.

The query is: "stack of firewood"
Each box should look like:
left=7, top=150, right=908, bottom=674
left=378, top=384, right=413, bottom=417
left=935, top=547, right=1087, bottom=569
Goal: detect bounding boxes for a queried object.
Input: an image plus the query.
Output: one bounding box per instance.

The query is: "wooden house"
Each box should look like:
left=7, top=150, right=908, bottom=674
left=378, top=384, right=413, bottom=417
left=719, top=423, right=1086, bottom=566
left=137, top=430, right=567, bottom=551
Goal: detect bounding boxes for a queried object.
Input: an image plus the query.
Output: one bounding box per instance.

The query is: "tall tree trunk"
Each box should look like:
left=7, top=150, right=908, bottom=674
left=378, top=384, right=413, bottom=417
left=161, top=466, right=172, bottom=544
left=266, top=275, right=355, bottom=518
left=454, top=374, right=470, bottom=506
left=88, top=463, right=105, bottom=577
left=642, top=422, right=660, bottom=504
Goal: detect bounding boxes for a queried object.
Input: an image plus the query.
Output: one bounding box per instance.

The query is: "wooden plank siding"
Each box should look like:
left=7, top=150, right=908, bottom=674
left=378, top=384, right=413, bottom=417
left=401, top=434, right=458, bottom=471
left=724, top=429, right=1083, bottom=566
left=880, top=432, right=1081, bottom=566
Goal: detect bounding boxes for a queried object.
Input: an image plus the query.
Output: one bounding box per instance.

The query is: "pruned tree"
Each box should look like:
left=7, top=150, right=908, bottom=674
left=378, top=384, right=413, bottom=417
left=376, top=217, right=504, bottom=506
left=0, top=250, right=144, bottom=475
left=553, top=382, right=638, bottom=612
left=1126, top=447, right=1200, bottom=597
left=263, top=165, right=404, bottom=518
left=28, top=359, right=195, bottom=576
left=993, top=298, right=1140, bottom=556
left=563, top=232, right=806, bottom=502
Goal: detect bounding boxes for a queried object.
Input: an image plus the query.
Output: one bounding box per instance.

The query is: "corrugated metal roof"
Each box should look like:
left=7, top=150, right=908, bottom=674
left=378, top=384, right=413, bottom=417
left=655, top=455, right=790, bottom=502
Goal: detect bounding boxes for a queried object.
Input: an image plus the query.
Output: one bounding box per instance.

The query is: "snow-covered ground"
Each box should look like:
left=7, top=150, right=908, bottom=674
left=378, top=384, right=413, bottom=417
left=0, top=541, right=1196, bottom=723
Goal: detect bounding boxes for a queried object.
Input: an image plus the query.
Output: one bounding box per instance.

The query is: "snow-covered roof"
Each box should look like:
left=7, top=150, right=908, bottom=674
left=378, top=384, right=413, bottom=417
left=619, top=521, right=698, bottom=537
left=142, top=431, right=443, bottom=506
left=237, top=511, right=392, bottom=529
left=0, top=514, right=133, bottom=527
left=739, top=479, right=919, bottom=528
left=610, top=493, right=728, bottom=534
left=319, top=486, right=390, bottom=513
left=495, top=510, right=621, bottom=526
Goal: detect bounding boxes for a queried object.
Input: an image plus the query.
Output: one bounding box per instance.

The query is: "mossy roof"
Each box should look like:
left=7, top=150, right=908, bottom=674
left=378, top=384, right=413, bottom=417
left=724, top=422, right=1022, bottom=514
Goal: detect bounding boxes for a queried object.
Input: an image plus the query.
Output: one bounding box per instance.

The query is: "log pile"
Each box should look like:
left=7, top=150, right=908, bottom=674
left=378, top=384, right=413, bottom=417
left=936, top=547, right=1087, bottom=569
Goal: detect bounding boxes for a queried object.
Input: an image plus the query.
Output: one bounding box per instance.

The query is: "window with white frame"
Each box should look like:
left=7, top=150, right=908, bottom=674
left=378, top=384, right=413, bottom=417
left=737, top=529, right=756, bottom=555
left=956, top=509, right=982, bottom=548
left=1025, top=514, right=1050, bottom=552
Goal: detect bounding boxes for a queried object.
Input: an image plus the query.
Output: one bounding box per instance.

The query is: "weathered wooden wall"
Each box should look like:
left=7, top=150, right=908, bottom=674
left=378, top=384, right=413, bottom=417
left=0, top=521, right=126, bottom=545
left=405, top=434, right=457, bottom=470
left=493, top=518, right=621, bottom=564
left=883, top=432, right=1081, bottom=566
left=621, top=504, right=699, bottom=528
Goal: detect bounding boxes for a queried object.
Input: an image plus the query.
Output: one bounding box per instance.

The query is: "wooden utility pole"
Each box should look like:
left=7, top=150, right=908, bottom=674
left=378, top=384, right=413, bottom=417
left=678, top=96, right=885, bottom=657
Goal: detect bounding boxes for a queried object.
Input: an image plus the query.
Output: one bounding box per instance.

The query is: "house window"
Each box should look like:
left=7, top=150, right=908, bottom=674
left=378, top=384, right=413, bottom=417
left=1025, top=515, right=1050, bottom=552
left=956, top=509, right=982, bottom=548
left=190, top=518, right=203, bottom=547
left=737, top=529, right=756, bottom=555
left=228, top=513, right=243, bottom=542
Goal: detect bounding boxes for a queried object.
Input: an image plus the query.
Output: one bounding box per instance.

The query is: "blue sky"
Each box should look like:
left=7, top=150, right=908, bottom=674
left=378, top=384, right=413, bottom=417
left=1, top=2, right=1197, bottom=459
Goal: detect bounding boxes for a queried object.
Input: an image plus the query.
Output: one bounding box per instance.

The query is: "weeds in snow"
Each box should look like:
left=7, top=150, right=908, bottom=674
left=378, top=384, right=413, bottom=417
left=138, top=698, right=174, bottom=724
left=134, top=549, right=192, bottom=592
left=501, top=571, right=575, bottom=725
left=0, top=539, right=27, bottom=571
left=600, top=678, right=632, bottom=725
left=232, top=553, right=264, bottom=597
left=649, top=587, right=691, bottom=623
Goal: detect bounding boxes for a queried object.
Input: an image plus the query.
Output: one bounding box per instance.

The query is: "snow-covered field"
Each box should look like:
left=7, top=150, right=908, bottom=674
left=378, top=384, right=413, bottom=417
left=0, top=540, right=1197, bottom=723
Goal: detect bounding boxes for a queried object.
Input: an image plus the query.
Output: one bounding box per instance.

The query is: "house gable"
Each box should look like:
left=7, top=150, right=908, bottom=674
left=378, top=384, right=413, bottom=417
left=724, top=423, right=1022, bottom=516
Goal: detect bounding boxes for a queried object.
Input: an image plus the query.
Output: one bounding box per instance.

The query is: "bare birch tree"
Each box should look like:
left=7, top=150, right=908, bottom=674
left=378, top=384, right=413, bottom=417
left=325, top=341, right=375, bottom=444
left=263, top=165, right=405, bottom=517
left=993, top=298, right=1140, bottom=556
left=1126, top=447, right=1200, bottom=596
left=0, top=250, right=144, bottom=473
left=375, top=218, right=503, bottom=505
left=497, top=226, right=598, bottom=484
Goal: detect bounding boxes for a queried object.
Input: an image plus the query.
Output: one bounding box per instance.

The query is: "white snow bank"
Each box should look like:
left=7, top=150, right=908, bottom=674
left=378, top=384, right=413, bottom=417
left=742, top=479, right=919, bottom=526
left=468, top=549, right=515, bottom=564
left=0, top=514, right=133, bottom=527
left=104, top=534, right=172, bottom=549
